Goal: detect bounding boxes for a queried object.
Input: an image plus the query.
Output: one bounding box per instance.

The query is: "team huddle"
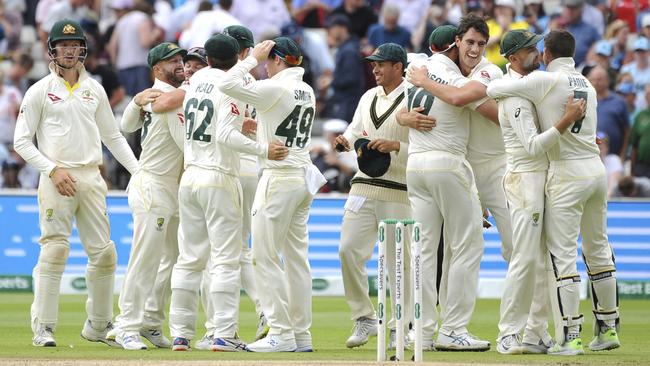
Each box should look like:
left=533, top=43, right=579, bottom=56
left=16, top=13, right=619, bottom=357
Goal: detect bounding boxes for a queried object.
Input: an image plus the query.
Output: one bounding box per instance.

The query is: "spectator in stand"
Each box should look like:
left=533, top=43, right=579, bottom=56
left=617, top=76, right=637, bottom=122
left=611, top=176, right=650, bottom=198
left=322, top=15, right=364, bottom=123
left=107, top=0, right=163, bottom=97
left=621, top=37, right=650, bottom=112
left=381, top=0, right=429, bottom=34
left=521, top=0, right=548, bottom=35
left=597, top=132, right=624, bottom=197
left=330, top=0, right=377, bottom=40
left=561, top=0, right=600, bottom=67
left=0, top=0, right=22, bottom=54
left=588, top=66, right=630, bottom=162
left=39, top=0, right=93, bottom=46
left=85, top=45, right=126, bottom=109
left=605, top=20, right=630, bottom=71
left=292, top=0, right=341, bottom=28
left=167, top=0, right=201, bottom=40
left=591, top=40, right=618, bottom=89
left=367, top=5, right=411, bottom=50
left=486, top=0, right=528, bottom=69
left=4, top=52, right=33, bottom=96
left=631, top=85, right=650, bottom=179
left=281, top=22, right=333, bottom=96
left=1, top=157, right=21, bottom=188
left=230, top=0, right=290, bottom=39
left=178, top=0, right=241, bottom=49
left=412, top=0, right=452, bottom=56
left=639, top=13, right=650, bottom=41
left=0, top=69, right=21, bottom=148
left=581, top=0, right=605, bottom=36
left=311, top=119, right=358, bottom=192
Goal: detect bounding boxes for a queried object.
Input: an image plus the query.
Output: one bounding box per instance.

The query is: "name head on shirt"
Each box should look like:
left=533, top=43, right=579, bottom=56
left=295, top=90, right=312, bottom=102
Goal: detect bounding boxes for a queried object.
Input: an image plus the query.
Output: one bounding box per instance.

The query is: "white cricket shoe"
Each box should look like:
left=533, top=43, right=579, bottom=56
left=116, top=332, right=148, bottom=350
left=140, top=328, right=171, bottom=348
left=496, top=334, right=523, bottom=355
left=81, top=320, right=120, bottom=347
left=388, top=328, right=409, bottom=350
left=195, top=333, right=214, bottom=351
left=521, top=333, right=554, bottom=354
left=295, top=331, right=313, bottom=352
left=33, top=326, right=56, bottom=347
left=435, top=331, right=490, bottom=351
left=255, top=313, right=269, bottom=340
left=247, top=334, right=297, bottom=352
left=211, top=336, right=248, bottom=352
left=345, top=317, right=377, bottom=348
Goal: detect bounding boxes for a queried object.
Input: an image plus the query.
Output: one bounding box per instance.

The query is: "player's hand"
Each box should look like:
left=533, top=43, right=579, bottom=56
left=252, top=40, right=276, bottom=64
left=564, top=95, right=586, bottom=122
left=368, top=139, right=400, bottom=153
left=242, top=118, right=257, bottom=136
left=267, top=140, right=289, bottom=160
left=406, top=65, right=429, bottom=87
left=50, top=168, right=77, bottom=197
left=397, top=107, right=436, bottom=131
left=333, top=135, right=351, bottom=152
left=134, top=88, right=163, bottom=107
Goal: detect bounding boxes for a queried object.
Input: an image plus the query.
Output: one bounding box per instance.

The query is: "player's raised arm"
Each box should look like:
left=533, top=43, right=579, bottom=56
left=408, top=65, right=488, bottom=107
left=486, top=71, right=555, bottom=104
left=152, top=88, right=185, bottom=113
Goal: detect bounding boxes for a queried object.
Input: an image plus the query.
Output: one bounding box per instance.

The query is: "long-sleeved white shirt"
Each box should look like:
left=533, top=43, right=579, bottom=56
left=498, top=65, right=562, bottom=173
left=218, top=56, right=315, bottom=170
left=487, top=57, right=600, bottom=161
left=14, top=63, right=139, bottom=176
left=121, top=78, right=184, bottom=178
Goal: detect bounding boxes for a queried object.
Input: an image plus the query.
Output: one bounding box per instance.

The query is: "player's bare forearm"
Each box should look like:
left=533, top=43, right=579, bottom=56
left=152, top=89, right=185, bottom=113
left=396, top=107, right=436, bottom=131
left=368, top=138, right=400, bottom=153
left=476, top=100, right=499, bottom=125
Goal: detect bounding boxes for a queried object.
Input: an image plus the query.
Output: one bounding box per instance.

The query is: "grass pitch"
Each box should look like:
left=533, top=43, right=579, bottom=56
left=0, top=294, right=648, bottom=365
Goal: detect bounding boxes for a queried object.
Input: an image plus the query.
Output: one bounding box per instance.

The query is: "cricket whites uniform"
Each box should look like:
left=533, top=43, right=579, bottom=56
left=404, top=54, right=486, bottom=346
left=219, top=55, right=323, bottom=350
left=496, top=66, right=560, bottom=346
left=487, top=57, right=618, bottom=346
left=112, top=78, right=184, bottom=343
left=339, top=80, right=412, bottom=334
left=14, top=63, right=139, bottom=337
left=169, top=66, right=267, bottom=343
left=465, top=58, right=513, bottom=262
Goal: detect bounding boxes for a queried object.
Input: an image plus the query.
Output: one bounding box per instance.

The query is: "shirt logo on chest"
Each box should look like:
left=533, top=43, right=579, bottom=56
left=81, top=89, right=94, bottom=101
left=47, top=93, right=62, bottom=103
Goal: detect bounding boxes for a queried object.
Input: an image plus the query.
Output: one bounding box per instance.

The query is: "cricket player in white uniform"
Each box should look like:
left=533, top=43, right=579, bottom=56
left=402, top=24, right=490, bottom=351
left=14, top=19, right=139, bottom=347
left=333, top=43, right=412, bottom=350
left=218, top=37, right=325, bottom=353
left=487, top=29, right=620, bottom=355
left=169, top=34, right=288, bottom=352
left=107, top=43, right=187, bottom=350
left=493, top=30, right=587, bottom=355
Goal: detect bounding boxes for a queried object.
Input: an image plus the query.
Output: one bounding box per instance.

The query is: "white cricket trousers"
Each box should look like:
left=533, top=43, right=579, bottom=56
left=339, top=198, right=412, bottom=331
left=470, top=156, right=513, bottom=261
left=545, top=157, right=616, bottom=341
left=115, top=170, right=179, bottom=334
left=169, top=166, right=243, bottom=340
left=498, top=170, right=552, bottom=341
left=252, top=168, right=313, bottom=340
left=31, top=167, right=116, bottom=333
left=406, top=151, right=484, bottom=338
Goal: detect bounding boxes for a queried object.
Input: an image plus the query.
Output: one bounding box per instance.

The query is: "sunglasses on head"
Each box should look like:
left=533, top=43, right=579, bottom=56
left=270, top=48, right=302, bottom=66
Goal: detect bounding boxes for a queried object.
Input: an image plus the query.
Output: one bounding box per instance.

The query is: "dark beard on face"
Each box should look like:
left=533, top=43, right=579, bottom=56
left=163, top=69, right=184, bottom=88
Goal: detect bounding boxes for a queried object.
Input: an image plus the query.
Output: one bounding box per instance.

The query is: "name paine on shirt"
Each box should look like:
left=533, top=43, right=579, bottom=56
left=568, top=76, right=589, bottom=89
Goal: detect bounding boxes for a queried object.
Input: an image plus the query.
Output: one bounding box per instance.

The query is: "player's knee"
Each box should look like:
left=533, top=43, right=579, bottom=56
left=88, top=242, right=117, bottom=271
left=209, top=265, right=240, bottom=293
left=39, top=242, right=70, bottom=266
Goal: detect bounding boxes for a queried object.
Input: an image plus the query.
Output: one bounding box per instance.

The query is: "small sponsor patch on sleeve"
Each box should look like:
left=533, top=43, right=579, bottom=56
left=230, top=103, right=240, bottom=115
left=480, top=70, right=490, bottom=80
left=177, top=113, right=185, bottom=125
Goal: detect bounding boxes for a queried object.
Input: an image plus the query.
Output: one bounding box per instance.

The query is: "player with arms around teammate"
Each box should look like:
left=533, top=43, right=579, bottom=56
left=107, top=43, right=187, bottom=350
left=219, top=37, right=325, bottom=353
left=13, top=19, right=139, bottom=347
left=169, top=34, right=288, bottom=352
left=493, top=30, right=587, bottom=355
left=487, top=29, right=620, bottom=355
left=334, top=43, right=412, bottom=350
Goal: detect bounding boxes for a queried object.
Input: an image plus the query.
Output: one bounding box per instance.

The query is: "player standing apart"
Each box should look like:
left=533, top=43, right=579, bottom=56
left=107, top=43, right=187, bottom=350
left=487, top=29, right=620, bottom=355
left=14, top=19, right=139, bottom=347
left=219, top=37, right=325, bottom=352
left=335, top=43, right=413, bottom=350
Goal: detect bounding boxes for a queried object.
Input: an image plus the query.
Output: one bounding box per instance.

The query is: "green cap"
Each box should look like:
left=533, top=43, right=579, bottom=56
left=147, top=42, right=187, bottom=68
left=271, top=36, right=302, bottom=66
left=428, top=25, right=458, bottom=51
left=204, top=33, right=240, bottom=61
left=223, top=25, right=254, bottom=49
left=48, top=19, right=86, bottom=47
left=365, top=43, right=407, bottom=68
left=500, top=29, right=543, bottom=57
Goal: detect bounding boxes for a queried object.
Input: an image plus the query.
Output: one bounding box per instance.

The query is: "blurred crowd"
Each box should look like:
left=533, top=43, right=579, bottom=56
left=0, top=0, right=650, bottom=197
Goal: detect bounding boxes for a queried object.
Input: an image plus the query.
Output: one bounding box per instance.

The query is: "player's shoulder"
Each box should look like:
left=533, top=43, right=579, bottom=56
left=471, top=58, right=503, bottom=82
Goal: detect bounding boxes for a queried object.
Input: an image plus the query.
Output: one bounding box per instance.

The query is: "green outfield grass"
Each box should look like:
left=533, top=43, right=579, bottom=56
left=0, top=294, right=648, bottom=364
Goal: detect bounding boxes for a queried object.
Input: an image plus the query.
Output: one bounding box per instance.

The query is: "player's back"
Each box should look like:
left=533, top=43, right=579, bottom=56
left=183, top=67, right=244, bottom=175
left=405, top=53, right=470, bottom=156
left=257, top=68, right=314, bottom=170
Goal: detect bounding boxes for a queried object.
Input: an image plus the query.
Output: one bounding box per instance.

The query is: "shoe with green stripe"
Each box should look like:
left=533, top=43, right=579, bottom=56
left=589, top=329, right=620, bottom=351
left=548, top=338, right=584, bottom=356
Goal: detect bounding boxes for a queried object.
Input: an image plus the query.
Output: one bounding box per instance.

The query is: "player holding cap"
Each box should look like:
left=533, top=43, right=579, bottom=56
left=333, top=43, right=413, bottom=350
left=14, top=19, right=139, bottom=347
left=487, top=29, right=620, bottom=355
left=219, top=37, right=325, bottom=352
left=493, top=29, right=586, bottom=354
left=107, top=42, right=187, bottom=350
